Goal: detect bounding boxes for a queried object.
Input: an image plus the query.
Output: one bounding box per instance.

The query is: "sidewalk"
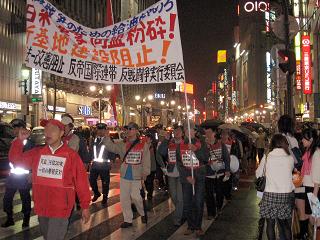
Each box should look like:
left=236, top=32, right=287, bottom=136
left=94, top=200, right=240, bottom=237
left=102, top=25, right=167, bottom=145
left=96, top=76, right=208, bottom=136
left=204, top=186, right=260, bottom=240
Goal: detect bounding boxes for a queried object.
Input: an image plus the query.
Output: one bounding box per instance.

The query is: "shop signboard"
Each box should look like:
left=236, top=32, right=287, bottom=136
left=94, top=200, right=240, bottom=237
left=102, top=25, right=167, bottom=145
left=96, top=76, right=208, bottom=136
left=31, top=68, right=42, bottom=95
left=301, top=35, right=312, bottom=94
left=78, top=105, right=92, bottom=116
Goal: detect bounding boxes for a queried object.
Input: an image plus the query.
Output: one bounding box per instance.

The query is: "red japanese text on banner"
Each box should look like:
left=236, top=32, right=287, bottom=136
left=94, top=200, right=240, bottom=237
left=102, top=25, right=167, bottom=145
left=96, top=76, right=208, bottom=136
left=25, top=0, right=185, bottom=84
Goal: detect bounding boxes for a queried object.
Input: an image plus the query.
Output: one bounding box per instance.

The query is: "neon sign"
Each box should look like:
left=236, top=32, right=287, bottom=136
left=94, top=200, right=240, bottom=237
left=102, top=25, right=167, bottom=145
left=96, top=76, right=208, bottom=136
left=243, top=1, right=269, bottom=13
left=301, top=35, right=312, bottom=94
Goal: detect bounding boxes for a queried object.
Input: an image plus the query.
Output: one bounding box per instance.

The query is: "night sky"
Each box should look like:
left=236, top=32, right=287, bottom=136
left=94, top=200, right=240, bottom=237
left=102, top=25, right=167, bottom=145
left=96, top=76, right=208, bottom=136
left=177, top=0, right=237, bottom=103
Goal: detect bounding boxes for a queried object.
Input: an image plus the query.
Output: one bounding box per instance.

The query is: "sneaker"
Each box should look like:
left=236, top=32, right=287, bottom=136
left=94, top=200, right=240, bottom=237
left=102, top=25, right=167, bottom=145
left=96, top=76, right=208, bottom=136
left=22, top=216, right=30, bottom=228
left=184, top=228, right=194, bottom=235
left=91, top=193, right=101, bottom=202
left=196, top=229, right=205, bottom=237
left=1, top=218, right=14, bottom=228
left=120, top=222, right=133, bottom=228
left=101, top=195, right=108, bottom=205
left=141, top=215, right=147, bottom=224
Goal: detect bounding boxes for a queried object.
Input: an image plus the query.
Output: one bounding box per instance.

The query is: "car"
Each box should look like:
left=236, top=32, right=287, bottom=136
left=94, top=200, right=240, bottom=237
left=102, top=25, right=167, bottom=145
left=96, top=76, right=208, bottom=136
left=30, top=126, right=46, bottom=146
left=0, top=122, right=15, bottom=178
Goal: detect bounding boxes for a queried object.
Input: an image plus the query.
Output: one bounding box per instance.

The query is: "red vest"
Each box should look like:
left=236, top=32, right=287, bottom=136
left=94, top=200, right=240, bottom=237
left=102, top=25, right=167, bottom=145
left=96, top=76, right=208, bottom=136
left=124, top=140, right=145, bottom=165
left=168, top=142, right=177, bottom=164
left=179, top=142, right=200, bottom=169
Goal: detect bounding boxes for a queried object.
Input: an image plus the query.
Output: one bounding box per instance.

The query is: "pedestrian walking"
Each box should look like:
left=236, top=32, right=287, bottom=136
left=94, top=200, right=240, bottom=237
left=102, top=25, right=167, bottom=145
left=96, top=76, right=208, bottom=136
left=8, top=119, right=91, bottom=240
left=256, top=134, right=295, bottom=240
left=102, top=122, right=150, bottom=228
left=89, top=123, right=113, bottom=205
left=1, top=119, right=33, bottom=228
left=157, top=124, right=184, bottom=226
left=295, top=129, right=320, bottom=240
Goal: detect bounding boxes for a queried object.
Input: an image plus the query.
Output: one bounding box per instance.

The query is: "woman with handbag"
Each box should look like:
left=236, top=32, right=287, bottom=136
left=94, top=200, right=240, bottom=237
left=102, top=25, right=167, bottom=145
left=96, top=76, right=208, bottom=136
left=295, top=128, right=320, bottom=240
left=256, top=134, right=295, bottom=240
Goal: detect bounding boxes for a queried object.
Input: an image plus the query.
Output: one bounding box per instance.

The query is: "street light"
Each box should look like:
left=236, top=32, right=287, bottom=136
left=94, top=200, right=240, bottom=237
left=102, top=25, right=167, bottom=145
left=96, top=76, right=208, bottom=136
left=106, top=85, right=112, bottom=91
left=178, top=105, right=182, bottom=110
left=90, top=85, right=96, bottom=92
left=147, top=94, right=154, bottom=101
left=21, top=66, right=31, bottom=122
left=170, top=100, right=176, bottom=106
left=135, top=95, right=141, bottom=101
left=160, top=101, right=165, bottom=106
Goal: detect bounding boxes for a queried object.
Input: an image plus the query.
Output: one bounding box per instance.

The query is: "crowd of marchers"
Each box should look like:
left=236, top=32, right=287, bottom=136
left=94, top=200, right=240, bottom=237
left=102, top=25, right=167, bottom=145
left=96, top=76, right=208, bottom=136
left=1, top=113, right=320, bottom=240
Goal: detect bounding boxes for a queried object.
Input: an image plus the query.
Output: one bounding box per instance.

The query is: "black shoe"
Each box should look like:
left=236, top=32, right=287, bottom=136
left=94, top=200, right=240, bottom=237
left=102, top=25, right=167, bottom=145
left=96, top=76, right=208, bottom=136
left=147, top=194, right=153, bottom=200
left=141, top=216, right=147, bottom=224
left=22, top=216, right=30, bottom=228
left=91, top=193, right=101, bottom=202
left=120, top=222, right=133, bottom=228
left=101, top=195, right=108, bottom=205
left=1, top=218, right=14, bottom=228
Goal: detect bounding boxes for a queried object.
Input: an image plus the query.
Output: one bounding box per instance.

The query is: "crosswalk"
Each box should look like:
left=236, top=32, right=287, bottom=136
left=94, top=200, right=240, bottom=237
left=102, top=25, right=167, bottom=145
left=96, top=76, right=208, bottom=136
left=0, top=172, right=252, bottom=240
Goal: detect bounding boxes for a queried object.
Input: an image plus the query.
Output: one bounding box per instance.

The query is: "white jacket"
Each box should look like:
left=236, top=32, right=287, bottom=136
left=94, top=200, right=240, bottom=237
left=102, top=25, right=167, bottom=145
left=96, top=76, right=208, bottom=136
left=256, top=148, right=295, bottom=193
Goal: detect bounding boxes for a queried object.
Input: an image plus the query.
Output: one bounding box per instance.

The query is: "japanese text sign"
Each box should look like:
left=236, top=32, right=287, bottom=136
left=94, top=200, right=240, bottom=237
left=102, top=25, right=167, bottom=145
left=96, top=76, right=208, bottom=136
left=25, top=0, right=185, bottom=84
left=301, top=35, right=312, bottom=94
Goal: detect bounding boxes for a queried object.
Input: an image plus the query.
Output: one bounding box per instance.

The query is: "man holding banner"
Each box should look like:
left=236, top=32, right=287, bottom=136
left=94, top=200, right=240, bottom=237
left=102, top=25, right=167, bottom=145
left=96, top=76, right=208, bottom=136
left=176, top=121, right=209, bottom=237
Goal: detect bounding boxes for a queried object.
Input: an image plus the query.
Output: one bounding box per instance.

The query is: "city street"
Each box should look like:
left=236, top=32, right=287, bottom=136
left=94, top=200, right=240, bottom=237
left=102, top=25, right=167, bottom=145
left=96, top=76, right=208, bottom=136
left=0, top=168, right=256, bottom=240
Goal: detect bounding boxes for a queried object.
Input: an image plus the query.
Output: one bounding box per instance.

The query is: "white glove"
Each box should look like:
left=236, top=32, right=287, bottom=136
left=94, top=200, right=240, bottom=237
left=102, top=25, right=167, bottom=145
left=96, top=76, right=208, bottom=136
left=310, top=194, right=319, bottom=204
left=222, top=175, right=230, bottom=182
left=161, top=168, right=168, bottom=176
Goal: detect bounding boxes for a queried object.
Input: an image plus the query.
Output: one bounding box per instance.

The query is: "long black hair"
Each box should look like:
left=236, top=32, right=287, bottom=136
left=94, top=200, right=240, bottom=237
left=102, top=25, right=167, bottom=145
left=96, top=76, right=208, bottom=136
left=278, top=115, right=294, bottom=135
left=302, top=128, right=319, bottom=157
left=269, top=134, right=290, bottom=155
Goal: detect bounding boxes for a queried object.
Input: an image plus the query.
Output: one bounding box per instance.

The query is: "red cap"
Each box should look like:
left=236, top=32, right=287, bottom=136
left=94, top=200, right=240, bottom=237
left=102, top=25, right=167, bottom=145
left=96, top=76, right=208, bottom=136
left=40, top=119, right=65, bottom=130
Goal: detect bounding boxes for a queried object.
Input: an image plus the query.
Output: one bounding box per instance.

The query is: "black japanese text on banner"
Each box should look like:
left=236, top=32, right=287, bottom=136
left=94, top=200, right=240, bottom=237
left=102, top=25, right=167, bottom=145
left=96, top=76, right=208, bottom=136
left=25, top=0, right=185, bottom=84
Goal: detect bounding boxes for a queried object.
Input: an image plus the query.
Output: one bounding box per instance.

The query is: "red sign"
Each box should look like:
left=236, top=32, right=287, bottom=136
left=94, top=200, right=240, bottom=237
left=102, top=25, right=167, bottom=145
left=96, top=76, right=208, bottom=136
left=296, top=60, right=302, bottom=90
left=301, top=35, right=312, bottom=94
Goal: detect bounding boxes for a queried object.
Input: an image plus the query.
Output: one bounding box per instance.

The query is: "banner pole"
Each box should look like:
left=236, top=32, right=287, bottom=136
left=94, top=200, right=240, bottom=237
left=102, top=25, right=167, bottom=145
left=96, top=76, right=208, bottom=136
left=120, top=85, right=125, bottom=126
left=183, top=81, right=195, bottom=195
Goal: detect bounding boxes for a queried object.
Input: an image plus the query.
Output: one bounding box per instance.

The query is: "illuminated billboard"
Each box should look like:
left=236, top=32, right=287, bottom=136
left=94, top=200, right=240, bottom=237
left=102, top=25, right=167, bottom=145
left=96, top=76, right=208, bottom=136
left=217, top=50, right=227, bottom=63
left=175, top=82, right=194, bottom=94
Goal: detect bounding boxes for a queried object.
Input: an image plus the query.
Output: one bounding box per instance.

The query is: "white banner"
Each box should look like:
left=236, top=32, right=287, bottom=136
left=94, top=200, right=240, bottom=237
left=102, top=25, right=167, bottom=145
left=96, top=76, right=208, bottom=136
left=25, top=0, right=185, bottom=84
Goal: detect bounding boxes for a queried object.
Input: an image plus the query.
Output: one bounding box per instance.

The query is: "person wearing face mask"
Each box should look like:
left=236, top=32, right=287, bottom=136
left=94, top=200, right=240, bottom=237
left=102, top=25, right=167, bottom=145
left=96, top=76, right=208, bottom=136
left=8, top=119, right=91, bottom=240
left=1, top=119, right=34, bottom=228
left=295, top=128, right=320, bottom=240
left=157, top=124, right=185, bottom=226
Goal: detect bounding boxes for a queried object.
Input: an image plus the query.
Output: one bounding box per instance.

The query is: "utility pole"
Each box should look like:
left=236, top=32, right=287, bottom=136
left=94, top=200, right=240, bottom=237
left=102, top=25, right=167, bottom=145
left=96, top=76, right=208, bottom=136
left=282, top=0, right=294, bottom=118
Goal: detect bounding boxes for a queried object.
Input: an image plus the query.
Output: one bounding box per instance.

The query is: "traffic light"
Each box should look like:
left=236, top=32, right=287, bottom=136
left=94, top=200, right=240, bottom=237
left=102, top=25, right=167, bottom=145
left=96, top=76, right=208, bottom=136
left=278, top=50, right=296, bottom=74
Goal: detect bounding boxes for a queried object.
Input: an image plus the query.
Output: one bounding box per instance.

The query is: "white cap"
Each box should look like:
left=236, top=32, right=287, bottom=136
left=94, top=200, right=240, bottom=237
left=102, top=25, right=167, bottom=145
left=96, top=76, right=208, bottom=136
left=61, top=115, right=73, bottom=125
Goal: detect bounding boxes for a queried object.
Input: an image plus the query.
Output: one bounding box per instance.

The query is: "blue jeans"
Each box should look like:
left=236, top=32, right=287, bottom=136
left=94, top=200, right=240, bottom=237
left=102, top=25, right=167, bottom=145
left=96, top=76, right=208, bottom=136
left=181, top=176, right=205, bottom=230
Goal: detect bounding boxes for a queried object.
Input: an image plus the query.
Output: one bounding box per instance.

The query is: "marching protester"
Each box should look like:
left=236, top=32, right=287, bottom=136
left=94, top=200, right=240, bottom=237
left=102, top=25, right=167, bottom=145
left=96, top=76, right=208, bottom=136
left=256, top=134, right=295, bottom=240
left=295, top=128, right=320, bottom=240
left=157, top=124, right=184, bottom=226
left=102, top=122, right=150, bottom=228
left=177, top=121, right=209, bottom=237
left=144, top=132, right=157, bottom=200
left=204, top=126, right=230, bottom=219
left=2, top=119, right=34, bottom=228
left=61, top=114, right=80, bottom=152
left=89, top=123, right=114, bottom=205
left=8, top=119, right=91, bottom=240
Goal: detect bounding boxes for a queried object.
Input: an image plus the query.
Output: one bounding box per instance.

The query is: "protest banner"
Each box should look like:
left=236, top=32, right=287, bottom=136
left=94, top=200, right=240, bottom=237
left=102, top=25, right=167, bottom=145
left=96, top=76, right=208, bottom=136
left=25, top=0, right=185, bottom=84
